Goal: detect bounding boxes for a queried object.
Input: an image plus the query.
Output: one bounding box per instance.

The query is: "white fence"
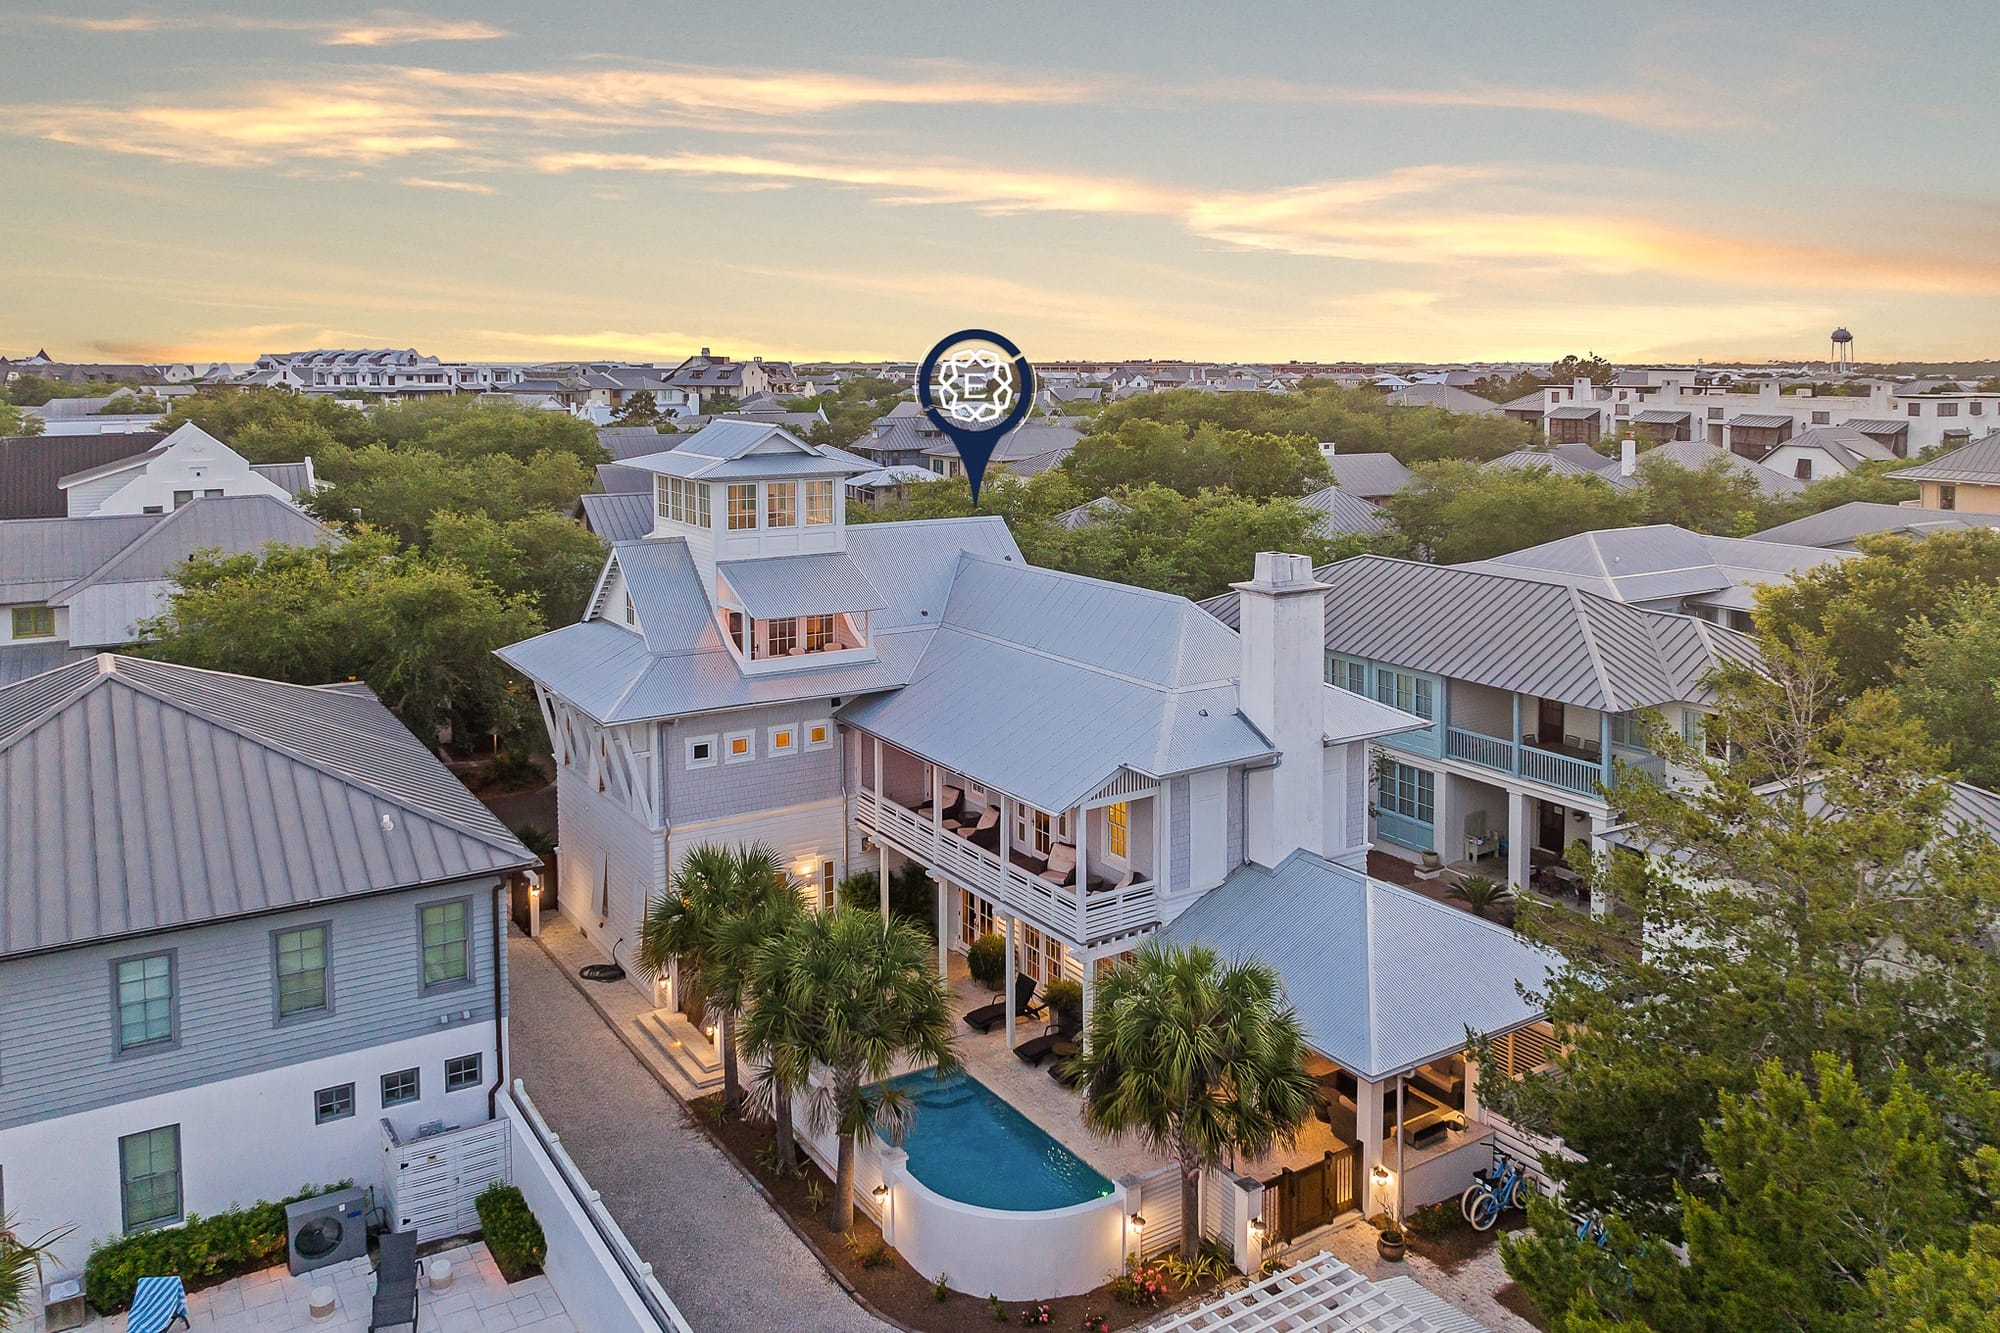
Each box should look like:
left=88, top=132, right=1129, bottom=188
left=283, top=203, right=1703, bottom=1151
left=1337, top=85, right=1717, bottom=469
left=1485, top=1110, right=1579, bottom=1196
left=1125, top=1163, right=1184, bottom=1259
left=381, top=1116, right=510, bottom=1241
left=507, top=1081, right=695, bottom=1333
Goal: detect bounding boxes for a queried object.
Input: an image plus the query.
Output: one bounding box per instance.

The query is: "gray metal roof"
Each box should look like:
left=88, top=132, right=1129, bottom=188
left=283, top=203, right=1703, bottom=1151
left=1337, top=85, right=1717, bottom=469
left=1484, top=449, right=1617, bottom=482
left=0, top=643, right=89, bottom=687
left=0, top=513, right=157, bottom=602
left=919, top=421, right=1082, bottom=476
left=1639, top=439, right=1806, bottom=496
left=597, top=425, right=676, bottom=459
left=1165, top=850, right=1557, bottom=1081
left=578, top=491, right=654, bottom=542
left=0, top=656, right=535, bottom=958
left=1769, top=426, right=1895, bottom=472
left=1323, top=452, right=1412, bottom=498
left=1726, top=413, right=1794, bottom=429
left=1054, top=496, right=1125, bottom=530
left=0, top=432, right=164, bottom=519
left=623, top=420, right=859, bottom=481
left=1750, top=501, right=2000, bottom=549
left=1845, top=417, right=1910, bottom=436
left=1632, top=409, right=1692, bottom=425
left=1546, top=405, right=1603, bottom=421
left=1383, top=383, right=1502, bottom=416
left=595, top=461, right=651, bottom=494
left=1298, top=485, right=1389, bottom=537
left=249, top=460, right=314, bottom=497
left=717, top=552, right=887, bottom=618
left=1894, top=429, right=2000, bottom=484
left=1462, top=525, right=1842, bottom=610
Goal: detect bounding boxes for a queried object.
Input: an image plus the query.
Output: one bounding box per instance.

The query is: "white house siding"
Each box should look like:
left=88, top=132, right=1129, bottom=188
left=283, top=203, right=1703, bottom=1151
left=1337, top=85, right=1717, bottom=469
left=662, top=703, right=842, bottom=826
left=63, top=472, right=131, bottom=516
left=0, top=1023, right=499, bottom=1274
left=62, top=579, right=170, bottom=647
left=1448, top=679, right=1514, bottom=737
left=668, top=798, right=848, bottom=909
left=0, top=880, right=506, bottom=1131
left=0, top=605, right=70, bottom=647
left=553, top=766, right=666, bottom=980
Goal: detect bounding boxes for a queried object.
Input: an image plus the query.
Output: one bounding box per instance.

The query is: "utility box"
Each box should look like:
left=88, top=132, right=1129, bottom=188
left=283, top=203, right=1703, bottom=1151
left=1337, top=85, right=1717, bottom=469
left=42, top=1275, right=87, bottom=1332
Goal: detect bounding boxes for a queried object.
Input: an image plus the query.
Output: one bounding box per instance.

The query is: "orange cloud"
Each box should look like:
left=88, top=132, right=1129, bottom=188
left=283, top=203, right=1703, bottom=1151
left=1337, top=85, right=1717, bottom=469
left=38, top=11, right=509, bottom=45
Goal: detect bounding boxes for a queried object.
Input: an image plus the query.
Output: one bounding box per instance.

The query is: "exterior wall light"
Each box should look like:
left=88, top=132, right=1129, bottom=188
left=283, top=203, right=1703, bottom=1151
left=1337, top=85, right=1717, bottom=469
left=1370, top=1164, right=1392, bottom=1185
left=873, top=1183, right=890, bottom=1202
left=1129, top=1211, right=1146, bottom=1230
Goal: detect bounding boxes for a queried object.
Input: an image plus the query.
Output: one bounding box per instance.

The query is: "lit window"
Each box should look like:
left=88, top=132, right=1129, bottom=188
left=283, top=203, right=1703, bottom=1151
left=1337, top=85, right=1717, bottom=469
left=1107, top=802, right=1129, bottom=859
left=420, top=900, right=470, bottom=989
left=804, top=719, right=833, bottom=751
left=314, top=1083, right=355, bottom=1124
left=804, top=479, right=835, bottom=525
left=11, top=607, right=55, bottom=640
left=687, top=735, right=717, bottom=768
left=445, top=1054, right=482, bottom=1092
left=381, top=1068, right=420, bottom=1107
left=274, top=924, right=329, bottom=1019
left=115, top=953, right=175, bottom=1052
left=727, top=483, right=758, bottom=530
left=725, top=731, right=754, bottom=763
left=769, top=726, right=796, bottom=755
left=804, top=614, right=835, bottom=651
left=767, top=618, right=798, bottom=656
left=765, top=481, right=798, bottom=528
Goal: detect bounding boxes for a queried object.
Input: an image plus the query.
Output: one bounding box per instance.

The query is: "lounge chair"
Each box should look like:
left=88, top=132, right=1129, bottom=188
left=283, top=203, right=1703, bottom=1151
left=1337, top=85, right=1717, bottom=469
left=951, top=806, right=999, bottom=840
left=962, top=972, right=1041, bottom=1033
left=1014, top=1010, right=1082, bottom=1066
left=917, top=785, right=963, bottom=824
left=369, top=1231, right=420, bottom=1332
left=1037, top=843, right=1078, bottom=888
left=126, top=1277, right=190, bottom=1333
left=1049, top=1054, right=1086, bottom=1088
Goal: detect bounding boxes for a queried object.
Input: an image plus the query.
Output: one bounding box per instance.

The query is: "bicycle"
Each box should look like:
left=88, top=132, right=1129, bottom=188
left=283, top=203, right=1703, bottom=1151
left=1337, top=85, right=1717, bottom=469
left=1460, top=1150, right=1531, bottom=1231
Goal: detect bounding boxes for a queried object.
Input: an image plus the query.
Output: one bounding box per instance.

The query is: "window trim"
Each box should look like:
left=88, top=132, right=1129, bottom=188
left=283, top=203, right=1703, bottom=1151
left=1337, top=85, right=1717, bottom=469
left=314, top=1082, right=357, bottom=1125
left=804, top=478, right=835, bottom=525
left=9, top=606, right=55, bottom=641
left=726, top=483, right=759, bottom=531
left=381, top=1067, right=421, bottom=1107
left=118, top=1124, right=183, bottom=1234
left=724, top=730, right=754, bottom=764
left=686, top=734, right=718, bottom=769
left=417, top=897, right=474, bottom=994
left=111, top=949, right=179, bottom=1057
left=803, top=718, right=833, bottom=751
left=444, top=1053, right=483, bottom=1092
left=765, top=480, right=799, bottom=528
left=270, top=921, right=333, bottom=1025
left=767, top=724, right=796, bottom=756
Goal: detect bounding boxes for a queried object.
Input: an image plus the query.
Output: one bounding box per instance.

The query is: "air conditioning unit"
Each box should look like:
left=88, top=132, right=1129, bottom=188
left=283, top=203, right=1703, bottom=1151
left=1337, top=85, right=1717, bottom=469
left=285, top=1186, right=370, bottom=1275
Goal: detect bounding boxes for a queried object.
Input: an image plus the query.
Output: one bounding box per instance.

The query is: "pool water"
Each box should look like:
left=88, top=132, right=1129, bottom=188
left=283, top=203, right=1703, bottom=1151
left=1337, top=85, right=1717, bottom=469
left=875, top=1068, right=1115, bottom=1211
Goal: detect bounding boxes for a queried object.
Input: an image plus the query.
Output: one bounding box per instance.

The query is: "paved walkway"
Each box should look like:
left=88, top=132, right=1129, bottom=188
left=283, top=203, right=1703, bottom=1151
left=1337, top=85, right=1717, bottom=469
left=508, top=931, right=890, bottom=1333
left=1282, top=1217, right=1537, bottom=1333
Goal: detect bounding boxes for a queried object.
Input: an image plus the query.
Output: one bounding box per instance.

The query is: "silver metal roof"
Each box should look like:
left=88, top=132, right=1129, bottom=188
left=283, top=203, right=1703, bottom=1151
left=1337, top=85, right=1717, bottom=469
left=1546, top=405, right=1603, bottom=421
left=1462, top=524, right=1843, bottom=609
left=0, top=656, right=534, bottom=958
left=1894, top=429, right=2000, bottom=484
left=1323, top=452, right=1413, bottom=498
left=1632, top=409, right=1692, bottom=425
left=1484, top=449, right=1616, bottom=481
left=1298, top=485, right=1389, bottom=537
left=1770, top=426, right=1895, bottom=471
left=1726, top=413, right=1794, bottom=429
left=0, top=497, right=330, bottom=607
left=578, top=491, right=654, bottom=542
left=1845, top=417, right=1910, bottom=435
left=1165, top=850, right=1556, bottom=1081
left=0, top=643, right=89, bottom=687
left=1640, top=439, right=1806, bottom=496
left=0, top=513, right=156, bottom=602
left=1750, top=501, right=2000, bottom=549
left=622, top=420, right=859, bottom=481
left=718, top=552, right=887, bottom=618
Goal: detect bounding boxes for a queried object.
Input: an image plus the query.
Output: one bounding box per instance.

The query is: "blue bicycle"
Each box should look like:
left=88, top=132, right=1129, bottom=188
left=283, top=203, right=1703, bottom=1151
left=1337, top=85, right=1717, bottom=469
left=1460, top=1150, right=1531, bottom=1231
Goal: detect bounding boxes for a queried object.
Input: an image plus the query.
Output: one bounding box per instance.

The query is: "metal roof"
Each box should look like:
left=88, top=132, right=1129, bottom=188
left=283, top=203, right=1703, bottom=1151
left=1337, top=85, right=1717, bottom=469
left=1632, top=409, right=1692, bottom=425
left=622, top=420, right=860, bottom=481
left=1845, top=417, right=1910, bottom=436
left=717, top=552, right=887, bottom=618
left=1484, top=449, right=1616, bottom=481
left=1546, top=405, right=1603, bottom=421
left=0, top=432, right=164, bottom=519
left=1894, top=430, right=2000, bottom=484
left=0, top=643, right=89, bottom=687
left=1639, top=439, right=1806, bottom=496
left=1165, top=850, right=1556, bottom=1082
left=1463, top=525, right=1842, bottom=610
left=0, top=513, right=158, bottom=602
left=1298, top=485, right=1389, bottom=537
left=249, top=460, right=314, bottom=497
left=1323, top=452, right=1413, bottom=498
left=0, top=656, right=534, bottom=958
left=597, top=425, right=677, bottom=460
left=1726, top=413, right=1794, bottom=429
left=1750, top=501, right=2000, bottom=549
left=578, top=491, right=654, bottom=542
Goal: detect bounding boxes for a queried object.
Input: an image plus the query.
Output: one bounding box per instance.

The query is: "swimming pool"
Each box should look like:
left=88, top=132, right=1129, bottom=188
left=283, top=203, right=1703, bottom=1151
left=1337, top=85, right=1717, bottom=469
left=876, top=1068, right=1115, bottom=1212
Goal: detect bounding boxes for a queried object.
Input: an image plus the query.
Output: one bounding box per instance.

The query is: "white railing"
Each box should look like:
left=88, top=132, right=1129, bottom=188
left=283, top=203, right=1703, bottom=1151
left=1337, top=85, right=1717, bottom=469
left=859, top=790, right=1160, bottom=946
left=1446, top=725, right=1514, bottom=773
left=1517, top=744, right=1605, bottom=797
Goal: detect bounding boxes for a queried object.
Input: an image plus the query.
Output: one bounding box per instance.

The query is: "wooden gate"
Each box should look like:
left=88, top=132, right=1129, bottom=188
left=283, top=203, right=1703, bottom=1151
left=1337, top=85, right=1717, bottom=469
left=1263, top=1145, right=1362, bottom=1242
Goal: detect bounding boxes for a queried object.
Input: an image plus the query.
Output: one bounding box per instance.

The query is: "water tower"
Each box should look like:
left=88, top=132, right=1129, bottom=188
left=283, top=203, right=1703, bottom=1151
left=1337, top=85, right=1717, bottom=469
left=1830, top=327, right=1855, bottom=374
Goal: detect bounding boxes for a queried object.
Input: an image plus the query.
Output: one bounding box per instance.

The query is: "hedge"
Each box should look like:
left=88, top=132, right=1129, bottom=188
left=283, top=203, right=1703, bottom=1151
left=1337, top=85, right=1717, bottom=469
left=474, top=1184, right=546, bottom=1282
left=85, top=1182, right=349, bottom=1313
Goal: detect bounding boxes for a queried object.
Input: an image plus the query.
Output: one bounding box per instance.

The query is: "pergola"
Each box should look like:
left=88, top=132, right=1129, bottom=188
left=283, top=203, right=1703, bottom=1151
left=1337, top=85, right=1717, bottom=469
left=1144, top=1250, right=1489, bottom=1332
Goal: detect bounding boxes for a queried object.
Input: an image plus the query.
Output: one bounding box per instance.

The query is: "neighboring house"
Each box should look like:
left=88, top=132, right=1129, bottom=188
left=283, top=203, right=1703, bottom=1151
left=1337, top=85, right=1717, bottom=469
left=0, top=495, right=333, bottom=683
left=0, top=432, right=165, bottom=519
left=1200, top=554, right=1759, bottom=893
left=843, top=464, right=938, bottom=510
left=1298, top=484, right=1390, bottom=538
left=1485, top=438, right=1803, bottom=498
left=597, top=425, right=676, bottom=461
left=853, top=400, right=944, bottom=468
left=0, top=655, right=536, bottom=1275
left=23, top=395, right=169, bottom=437
left=1319, top=450, right=1413, bottom=501
left=1759, top=425, right=1897, bottom=482
left=1457, top=524, right=1844, bottom=632
left=501, top=428, right=1555, bottom=1220
left=663, top=348, right=799, bottom=407
left=1892, top=430, right=2000, bottom=513
left=921, top=420, right=1082, bottom=480
left=1749, top=500, right=2000, bottom=550
left=1382, top=383, right=1503, bottom=416
left=576, top=491, right=654, bottom=543
left=57, top=422, right=303, bottom=516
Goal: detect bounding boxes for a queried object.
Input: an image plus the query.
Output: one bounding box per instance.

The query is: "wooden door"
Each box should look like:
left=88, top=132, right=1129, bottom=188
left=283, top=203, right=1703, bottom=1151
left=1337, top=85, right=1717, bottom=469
left=1537, top=698, right=1565, bottom=742
left=1538, top=802, right=1567, bottom=853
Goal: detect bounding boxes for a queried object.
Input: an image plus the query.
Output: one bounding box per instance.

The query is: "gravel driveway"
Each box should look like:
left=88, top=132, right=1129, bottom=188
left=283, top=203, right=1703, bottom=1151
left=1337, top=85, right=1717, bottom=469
left=508, top=933, right=892, bottom=1333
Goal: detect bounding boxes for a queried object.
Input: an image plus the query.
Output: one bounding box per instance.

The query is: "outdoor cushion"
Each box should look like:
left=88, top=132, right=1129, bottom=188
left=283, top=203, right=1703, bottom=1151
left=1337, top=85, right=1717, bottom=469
left=1039, top=844, right=1078, bottom=885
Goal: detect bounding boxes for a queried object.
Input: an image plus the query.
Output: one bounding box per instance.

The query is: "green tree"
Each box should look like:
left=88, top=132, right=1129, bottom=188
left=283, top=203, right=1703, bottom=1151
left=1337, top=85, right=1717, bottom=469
left=1062, top=418, right=1330, bottom=501
left=93, top=389, right=166, bottom=415
left=1633, top=455, right=1767, bottom=535
left=426, top=510, right=607, bottom=626
left=1547, top=353, right=1617, bottom=387
left=0, top=1216, right=71, bottom=1331
left=638, top=843, right=804, bottom=1114
left=1084, top=386, right=1534, bottom=466
left=0, top=402, right=42, bottom=436
left=309, top=445, right=596, bottom=544
left=1383, top=459, right=1638, bottom=562
left=739, top=907, right=959, bottom=1233
left=2, top=374, right=122, bottom=406
left=1896, top=583, right=2000, bottom=788
left=1071, top=941, right=1315, bottom=1258
left=611, top=389, right=661, bottom=427
left=140, top=530, right=543, bottom=747
left=796, top=376, right=906, bottom=447
left=160, top=385, right=371, bottom=450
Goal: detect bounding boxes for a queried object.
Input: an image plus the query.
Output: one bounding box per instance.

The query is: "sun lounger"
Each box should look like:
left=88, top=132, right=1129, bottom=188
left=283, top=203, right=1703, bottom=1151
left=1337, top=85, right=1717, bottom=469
left=1014, top=1011, right=1082, bottom=1066
left=917, top=785, right=963, bottom=824
left=962, top=972, right=1041, bottom=1033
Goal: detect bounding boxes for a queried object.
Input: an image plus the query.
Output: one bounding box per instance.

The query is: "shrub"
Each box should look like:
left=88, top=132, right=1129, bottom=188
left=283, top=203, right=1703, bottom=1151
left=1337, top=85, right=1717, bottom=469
left=1404, top=1200, right=1460, bottom=1239
left=1043, top=978, right=1084, bottom=1031
left=1446, top=875, right=1513, bottom=919
left=513, top=823, right=555, bottom=859
left=967, top=932, right=1007, bottom=991
left=1110, top=1255, right=1172, bottom=1306
left=482, top=749, right=544, bottom=791
left=932, top=1271, right=952, bottom=1302
left=85, top=1183, right=348, bottom=1313
left=474, top=1184, right=547, bottom=1282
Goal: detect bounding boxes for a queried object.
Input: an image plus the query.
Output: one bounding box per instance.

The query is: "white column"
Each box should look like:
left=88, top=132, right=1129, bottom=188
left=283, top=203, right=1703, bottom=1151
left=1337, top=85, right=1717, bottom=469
left=1074, top=803, right=1090, bottom=939
left=1004, top=916, right=1017, bottom=1037
left=1463, top=1058, right=1483, bottom=1124
left=1506, top=789, right=1529, bottom=891
left=879, top=844, right=891, bottom=918
left=1588, top=812, right=1614, bottom=916
left=1356, top=1075, right=1386, bottom=1217
left=1394, top=1076, right=1406, bottom=1223
left=935, top=875, right=949, bottom=976
left=1079, top=957, right=1096, bottom=1051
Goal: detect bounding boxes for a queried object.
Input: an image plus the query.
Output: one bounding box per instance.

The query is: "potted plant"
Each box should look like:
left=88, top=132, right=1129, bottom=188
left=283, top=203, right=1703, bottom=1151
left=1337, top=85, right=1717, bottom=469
left=1446, top=875, right=1514, bottom=920
left=1419, top=848, right=1441, bottom=870
left=1042, top=978, right=1084, bottom=1033
left=1377, top=1222, right=1407, bottom=1262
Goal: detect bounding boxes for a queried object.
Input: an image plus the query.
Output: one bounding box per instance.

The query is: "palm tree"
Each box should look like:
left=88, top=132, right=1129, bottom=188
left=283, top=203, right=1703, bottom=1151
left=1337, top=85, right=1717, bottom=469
left=1, top=1215, right=72, bottom=1331
left=740, top=906, right=960, bottom=1233
left=1447, top=875, right=1514, bottom=920
left=1071, top=941, right=1316, bottom=1259
left=638, top=842, right=801, bottom=1112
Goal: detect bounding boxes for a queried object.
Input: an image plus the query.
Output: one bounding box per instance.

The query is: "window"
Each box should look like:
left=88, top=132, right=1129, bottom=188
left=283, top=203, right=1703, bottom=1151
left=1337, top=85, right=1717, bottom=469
left=624, top=593, right=636, bottom=626
left=725, top=730, right=754, bottom=763
left=819, top=858, right=835, bottom=908
left=1329, top=656, right=1365, bottom=696
left=419, top=900, right=470, bottom=990
left=203, top=488, right=223, bottom=498
left=1015, top=805, right=1068, bottom=855
left=655, top=476, right=711, bottom=527
left=727, top=483, right=758, bottom=530
left=1810, top=410, right=1830, bottom=425
left=114, top=953, right=175, bottom=1052
left=1377, top=760, right=1435, bottom=824
left=445, top=1054, right=482, bottom=1092
left=1974, top=401, right=1987, bottom=416
left=172, top=490, right=193, bottom=508
left=1374, top=669, right=1435, bottom=720
left=314, top=1083, right=355, bottom=1124
left=1909, top=402, right=1923, bottom=417
left=119, top=1126, right=181, bottom=1232
left=381, top=1068, right=420, bottom=1107
left=10, top=607, right=55, bottom=640
left=768, top=725, right=796, bottom=756
left=804, top=479, right=835, bottom=525
left=1708, top=406, right=1724, bottom=419
left=765, top=481, right=798, bottom=528
left=1794, top=458, right=1812, bottom=480
left=804, top=614, right=836, bottom=651
left=1940, top=484, right=1957, bottom=511
left=686, top=735, right=717, bottom=768
left=1106, top=802, right=1129, bottom=859
left=804, top=719, right=833, bottom=751
left=273, top=924, right=329, bottom=1020
left=766, top=617, right=798, bottom=656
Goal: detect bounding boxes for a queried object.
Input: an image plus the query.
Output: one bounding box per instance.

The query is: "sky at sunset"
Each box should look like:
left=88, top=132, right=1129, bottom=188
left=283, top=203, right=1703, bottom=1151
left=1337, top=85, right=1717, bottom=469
left=5, top=1, right=1999, bottom=367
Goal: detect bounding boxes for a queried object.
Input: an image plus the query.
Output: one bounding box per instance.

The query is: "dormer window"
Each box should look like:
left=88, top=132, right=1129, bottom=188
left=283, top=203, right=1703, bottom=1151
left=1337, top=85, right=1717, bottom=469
left=766, top=481, right=798, bottom=528
left=727, top=484, right=758, bottom=530
left=657, top=476, right=710, bottom=527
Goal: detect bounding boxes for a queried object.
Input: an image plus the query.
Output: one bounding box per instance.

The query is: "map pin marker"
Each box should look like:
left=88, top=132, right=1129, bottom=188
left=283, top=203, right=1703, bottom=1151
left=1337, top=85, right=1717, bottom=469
left=917, top=329, right=1035, bottom=504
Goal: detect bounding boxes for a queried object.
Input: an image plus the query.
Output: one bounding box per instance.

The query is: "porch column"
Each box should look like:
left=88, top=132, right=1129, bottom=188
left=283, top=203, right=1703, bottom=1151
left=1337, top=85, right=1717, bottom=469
left=1074, top=802, right=1090, bottom=939
left=1394, top=1076, right=1407, bottom=1223
left=1356, top=1075, right=1387, bottom=1218
left=931, top=764, right=943, bottom=830
left=1463, top=1057, right=1483, bottom=1123
left=1510, top=693, right=1523, bottom=774
left=1079, top=958, right=1096, bottom=1052
left=872, top=735, right=883, bottom=801
left=1506, top=789, right=1528, bottom=891
left=1003, top=915, right=1018, bottom=1038
left=1588, top=813, right=1614, bottom=916
left=879, top=844, right=891, bottom=918
left=934, top=874, right=949, bottom=976
left=1599, top=711, right=1614, bottom=792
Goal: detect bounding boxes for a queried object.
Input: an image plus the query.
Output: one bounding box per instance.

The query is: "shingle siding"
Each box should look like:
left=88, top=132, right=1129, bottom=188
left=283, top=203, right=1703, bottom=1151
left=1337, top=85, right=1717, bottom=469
left=1169, top=775, right=1191, bottom=890
left=664, top=703, right=843, bottom=826
left=0, top=878, right=504, bottom=1131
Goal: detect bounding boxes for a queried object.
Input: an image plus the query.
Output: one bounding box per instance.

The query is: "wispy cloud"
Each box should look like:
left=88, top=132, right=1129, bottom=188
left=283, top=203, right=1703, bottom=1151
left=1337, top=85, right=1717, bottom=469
left=399, top=176, right=496, bottom=194
left=39, top=10, right=509, bottom=46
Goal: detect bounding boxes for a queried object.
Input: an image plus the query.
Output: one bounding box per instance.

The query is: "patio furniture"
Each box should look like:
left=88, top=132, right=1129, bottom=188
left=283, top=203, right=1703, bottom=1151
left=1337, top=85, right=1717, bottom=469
left=369, top=1231, right=420, bottom=1332
left=952, top=806, right=999, bottom=842
left=917, top=785, right=963, bottom=824
left=127, top=1277, right=191, bottom=1333
left=962, top=972, right=1041, bottom=1033
left=1013, top=1009, right=1083, bottom=1066
left=1462, top=811, right=1498, bottom=863
left=1049, top=1054, right=1086, bottom=1088
left=1037, top=843, right=1078, bottom=888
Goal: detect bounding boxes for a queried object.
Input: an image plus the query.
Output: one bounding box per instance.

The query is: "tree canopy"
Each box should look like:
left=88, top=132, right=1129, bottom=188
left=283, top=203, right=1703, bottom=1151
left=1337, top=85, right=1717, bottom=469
left=1381, top=459, right=1638, bottom=563
left=1085, top=386, right=1536, bottom=466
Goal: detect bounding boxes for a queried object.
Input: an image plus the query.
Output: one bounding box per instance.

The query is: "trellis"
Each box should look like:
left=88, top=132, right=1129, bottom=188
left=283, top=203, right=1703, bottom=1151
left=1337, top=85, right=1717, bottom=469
left=1143, top=1250, right=1447, bottom=1333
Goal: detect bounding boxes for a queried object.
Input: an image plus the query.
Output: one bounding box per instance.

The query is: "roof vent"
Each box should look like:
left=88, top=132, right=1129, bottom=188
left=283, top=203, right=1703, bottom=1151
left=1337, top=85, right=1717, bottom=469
left=380, top=812, right=395, bottom=833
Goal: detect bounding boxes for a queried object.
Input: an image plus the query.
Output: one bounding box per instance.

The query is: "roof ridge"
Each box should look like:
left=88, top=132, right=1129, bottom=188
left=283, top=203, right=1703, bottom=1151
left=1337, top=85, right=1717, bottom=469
left=0, top=658, right=111, bottom=750
left=1567, top=586, right=1621, bottom=710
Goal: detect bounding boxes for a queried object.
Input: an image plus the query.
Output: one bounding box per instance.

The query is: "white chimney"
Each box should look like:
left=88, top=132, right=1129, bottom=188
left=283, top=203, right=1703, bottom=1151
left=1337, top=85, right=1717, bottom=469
left=1620, top=436, right=1637, bottom=477
left=1233, top=551, right=1326, bottom=869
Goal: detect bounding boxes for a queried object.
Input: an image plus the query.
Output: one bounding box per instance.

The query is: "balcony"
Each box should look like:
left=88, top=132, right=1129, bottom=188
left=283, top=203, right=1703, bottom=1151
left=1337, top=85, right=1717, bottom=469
left=1443, top=725, right=1663, bottom=800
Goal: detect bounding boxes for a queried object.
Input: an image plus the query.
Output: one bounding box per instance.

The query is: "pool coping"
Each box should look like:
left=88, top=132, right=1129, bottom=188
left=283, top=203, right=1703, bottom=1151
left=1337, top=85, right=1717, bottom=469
left=875, top=1067, right=1119, bottom=1214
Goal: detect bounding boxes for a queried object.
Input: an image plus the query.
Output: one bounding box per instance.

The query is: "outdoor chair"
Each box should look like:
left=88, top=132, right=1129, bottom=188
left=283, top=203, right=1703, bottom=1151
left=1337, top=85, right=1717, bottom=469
left=1013, top=1008, right=1083, bottom=1066
left=126, top=1277, right=190, bottom=1333
left=1463, top=810, right=1498, bottom=863
left=917, top=785, right=963, bottom=824
left=1037, top=843, right=1078, bottom=888
left=369, top=1231, right=420, bottom=1332
left=962, top=972, right=1041, bottom=1033
left=952, top=806, right=999, bottom=841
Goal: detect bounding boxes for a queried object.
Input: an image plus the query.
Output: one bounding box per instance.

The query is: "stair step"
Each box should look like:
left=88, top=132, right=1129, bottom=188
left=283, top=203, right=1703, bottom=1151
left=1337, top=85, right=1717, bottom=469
left=632, top=1010, right=724, bottom=1090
